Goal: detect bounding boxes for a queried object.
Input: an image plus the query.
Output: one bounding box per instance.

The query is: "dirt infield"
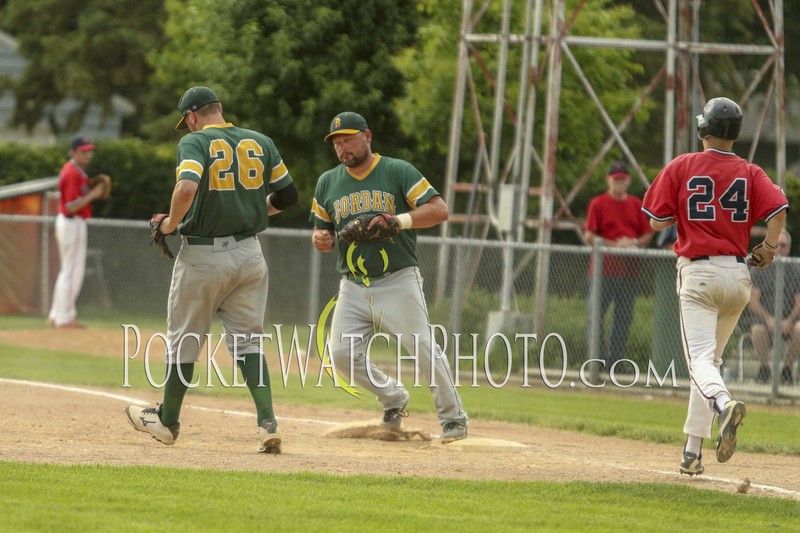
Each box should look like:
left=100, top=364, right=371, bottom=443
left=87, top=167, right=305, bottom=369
left=1, top=327, right=799, bottom=500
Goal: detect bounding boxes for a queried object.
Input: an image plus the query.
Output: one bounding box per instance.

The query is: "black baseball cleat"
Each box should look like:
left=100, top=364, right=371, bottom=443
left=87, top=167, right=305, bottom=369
left=716, top=400, right=746, bottom=463
left=679, top=452, right=704, bottom=476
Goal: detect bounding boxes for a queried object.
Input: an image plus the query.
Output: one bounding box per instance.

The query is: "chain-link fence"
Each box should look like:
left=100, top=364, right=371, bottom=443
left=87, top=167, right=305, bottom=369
left=1, top=214, right=798, bottom=400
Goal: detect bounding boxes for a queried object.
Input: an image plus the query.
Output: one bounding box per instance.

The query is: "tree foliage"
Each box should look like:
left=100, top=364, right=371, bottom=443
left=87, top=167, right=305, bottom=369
left=1, top=0, right=796, bottom=231
left=393, top=0, right=651, bottom=219
left=146, top=0, right=420, bottom=226
left=0, top=0, right=165, bottom=135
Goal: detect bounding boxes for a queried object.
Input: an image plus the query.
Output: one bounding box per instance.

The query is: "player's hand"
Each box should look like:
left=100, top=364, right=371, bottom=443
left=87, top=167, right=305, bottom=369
left=312, top=229, right=334, bottom=252
left=150, top=213, right=176, bottom=236
left=747, top=241, right=776, bottom=270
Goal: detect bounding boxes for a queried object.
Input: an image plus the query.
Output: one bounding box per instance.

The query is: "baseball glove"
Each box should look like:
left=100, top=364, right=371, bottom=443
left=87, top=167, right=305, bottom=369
left=149, top=214, right=177, bottom=259
left=337, top=213, right=401, bottom=244
left=747, top=241, right=777, bottom=270
left=89, top=174, right=112, bottom=200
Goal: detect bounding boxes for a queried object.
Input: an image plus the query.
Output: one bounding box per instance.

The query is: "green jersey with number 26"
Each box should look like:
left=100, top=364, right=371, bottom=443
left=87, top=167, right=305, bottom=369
left=176, top=123, right=293, bottom=238
left=311, top=154, right=439, bottom=277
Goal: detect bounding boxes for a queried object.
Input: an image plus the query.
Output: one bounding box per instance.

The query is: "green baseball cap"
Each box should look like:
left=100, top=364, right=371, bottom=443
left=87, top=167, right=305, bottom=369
left=175, top=86, right=220, bottom=130
left=324, top=112, right=369, bottom=142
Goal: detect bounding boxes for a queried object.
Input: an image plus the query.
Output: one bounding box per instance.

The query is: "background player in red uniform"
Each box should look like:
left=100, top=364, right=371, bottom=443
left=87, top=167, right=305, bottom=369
left=48, top=135, right=108, bottom=328
left=584, top=161, right=653, bottom=369
left=642, top=97, right=788, bottom=476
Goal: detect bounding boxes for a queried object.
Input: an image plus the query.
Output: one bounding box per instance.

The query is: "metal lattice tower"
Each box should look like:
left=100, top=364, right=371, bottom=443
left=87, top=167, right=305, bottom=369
left=437, top=0, right=785, bottom=334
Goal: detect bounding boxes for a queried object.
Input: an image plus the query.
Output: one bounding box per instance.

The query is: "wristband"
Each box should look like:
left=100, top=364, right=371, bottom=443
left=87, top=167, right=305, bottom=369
left=763, top=241, right=777, bottom=251
left=396, top=213, right=413, bottom=230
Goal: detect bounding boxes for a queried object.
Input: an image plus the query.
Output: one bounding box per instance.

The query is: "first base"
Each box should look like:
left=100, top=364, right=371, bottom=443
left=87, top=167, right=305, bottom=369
left=434, top=437, right=527, bottom=453
left=324, top=419, right=431, bottom=441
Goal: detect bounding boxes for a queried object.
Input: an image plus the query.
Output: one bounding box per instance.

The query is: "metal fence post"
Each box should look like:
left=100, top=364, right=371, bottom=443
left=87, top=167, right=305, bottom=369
left=770, top=258, right=786, bottom=399
left=308, top=243, right=322, bottom=327
left=449, top=239, right=466, bottom=335
left=589, top=239, right=604, bottom=384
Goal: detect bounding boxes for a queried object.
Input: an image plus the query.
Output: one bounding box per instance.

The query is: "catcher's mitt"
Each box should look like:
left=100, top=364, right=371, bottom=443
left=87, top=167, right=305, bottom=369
left=337, top=213, right=401, bottom=244
left=90, top=174, right=112, bottom=200
left=149, top=214, right=177, bottom=259
left=747, top=240, right=777, bottom=270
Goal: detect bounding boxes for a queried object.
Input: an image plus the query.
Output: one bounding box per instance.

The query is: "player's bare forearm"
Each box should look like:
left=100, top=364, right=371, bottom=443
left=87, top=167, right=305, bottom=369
left=161, top=179, right=198, bottom=234
left=763, top=209, right=787, bottom=247
left=406, top=196, right=448, bottom=229
left=65, top=184, right=104, bottom=214
left=649, top=217, right=676, bottom=232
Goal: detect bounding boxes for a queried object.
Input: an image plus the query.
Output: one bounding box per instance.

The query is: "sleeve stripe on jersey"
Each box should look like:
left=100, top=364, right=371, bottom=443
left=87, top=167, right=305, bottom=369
left=406, top=177, right=434, bottom=209
left=764, top=204, right=789, bottom=221
left=310, top=198, right=331, bottom=222
left=176, top=159, right=203, bottom=181
left=641, top=207, right=672, bottom=221
left=270, top=161, right=289, bottom=184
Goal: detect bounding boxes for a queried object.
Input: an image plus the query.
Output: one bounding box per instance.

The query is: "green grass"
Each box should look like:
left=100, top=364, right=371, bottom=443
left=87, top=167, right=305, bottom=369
left=1, top=342, right=799, bottom=455
left=0, top=462, right=797, bottom=532
left=2, top=317, right=799, bottom=530
left=0, top=313, right=167, bottom=332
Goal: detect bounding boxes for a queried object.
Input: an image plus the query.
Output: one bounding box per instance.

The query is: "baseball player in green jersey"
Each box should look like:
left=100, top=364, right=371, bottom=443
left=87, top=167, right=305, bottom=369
left=310, top=112, right=468, bottom=441
left=126, top=86, right=298, bottom=453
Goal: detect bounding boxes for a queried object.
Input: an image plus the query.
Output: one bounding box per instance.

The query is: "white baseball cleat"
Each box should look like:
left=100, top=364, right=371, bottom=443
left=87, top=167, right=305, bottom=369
left=125, top=405, right=180, bottom=445
left=258, top=418, right=282, bottom=454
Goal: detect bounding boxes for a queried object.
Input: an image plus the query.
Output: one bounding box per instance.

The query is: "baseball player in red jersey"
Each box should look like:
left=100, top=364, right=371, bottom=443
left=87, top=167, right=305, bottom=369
left=642, top=97, right=788, bottom=476
left=584, top=161, right=653, bottom=368
left=48, top=135, right=108, bottom=328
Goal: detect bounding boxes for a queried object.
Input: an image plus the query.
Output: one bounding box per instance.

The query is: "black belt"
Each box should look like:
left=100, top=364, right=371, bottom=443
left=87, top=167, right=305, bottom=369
left=186, top=234, right=254, bottom=245
left=345, top=271, right=393, bottom=285
left=690, top=255, right=745, bottom=264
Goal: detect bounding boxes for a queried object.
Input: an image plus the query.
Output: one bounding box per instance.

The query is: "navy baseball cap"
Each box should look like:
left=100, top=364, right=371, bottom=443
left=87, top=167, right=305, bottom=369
left=608, top=160, right=630, bottom=179
left=324, top=112, right=369, bottom=142
left=176, top=86, right=220, bottom=129
left=70, top=134, right=95, bottom=152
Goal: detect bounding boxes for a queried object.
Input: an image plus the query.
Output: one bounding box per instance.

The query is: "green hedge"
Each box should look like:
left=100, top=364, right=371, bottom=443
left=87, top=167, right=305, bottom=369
left=0, top=138, right=311, bottom=226
left=3, top=139, right=800, bottom=236
left=0, top=143, right=64, bottom=186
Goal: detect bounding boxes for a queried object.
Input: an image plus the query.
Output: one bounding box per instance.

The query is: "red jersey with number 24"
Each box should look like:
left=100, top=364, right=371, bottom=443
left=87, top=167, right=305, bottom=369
left=642, top=148, right=788, bottom=258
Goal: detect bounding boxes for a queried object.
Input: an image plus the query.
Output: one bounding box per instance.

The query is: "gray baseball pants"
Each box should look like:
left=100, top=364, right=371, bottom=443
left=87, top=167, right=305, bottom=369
left=329, top=266, right=468, bottom=427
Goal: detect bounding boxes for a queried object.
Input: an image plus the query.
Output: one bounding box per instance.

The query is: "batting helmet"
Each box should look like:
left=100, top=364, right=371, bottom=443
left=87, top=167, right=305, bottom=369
left=696, top=97, right=742, bottom=141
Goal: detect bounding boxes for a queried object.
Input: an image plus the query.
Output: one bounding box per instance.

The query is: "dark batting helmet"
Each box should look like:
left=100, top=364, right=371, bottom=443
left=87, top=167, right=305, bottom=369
left=696, top=97, right=742, bottom=140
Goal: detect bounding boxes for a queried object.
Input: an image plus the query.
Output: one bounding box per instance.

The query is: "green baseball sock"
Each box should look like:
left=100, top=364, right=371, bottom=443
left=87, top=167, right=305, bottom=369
left=159, top=363, right=194, bottom=427
left=237, top=353, right=274, bottom=426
